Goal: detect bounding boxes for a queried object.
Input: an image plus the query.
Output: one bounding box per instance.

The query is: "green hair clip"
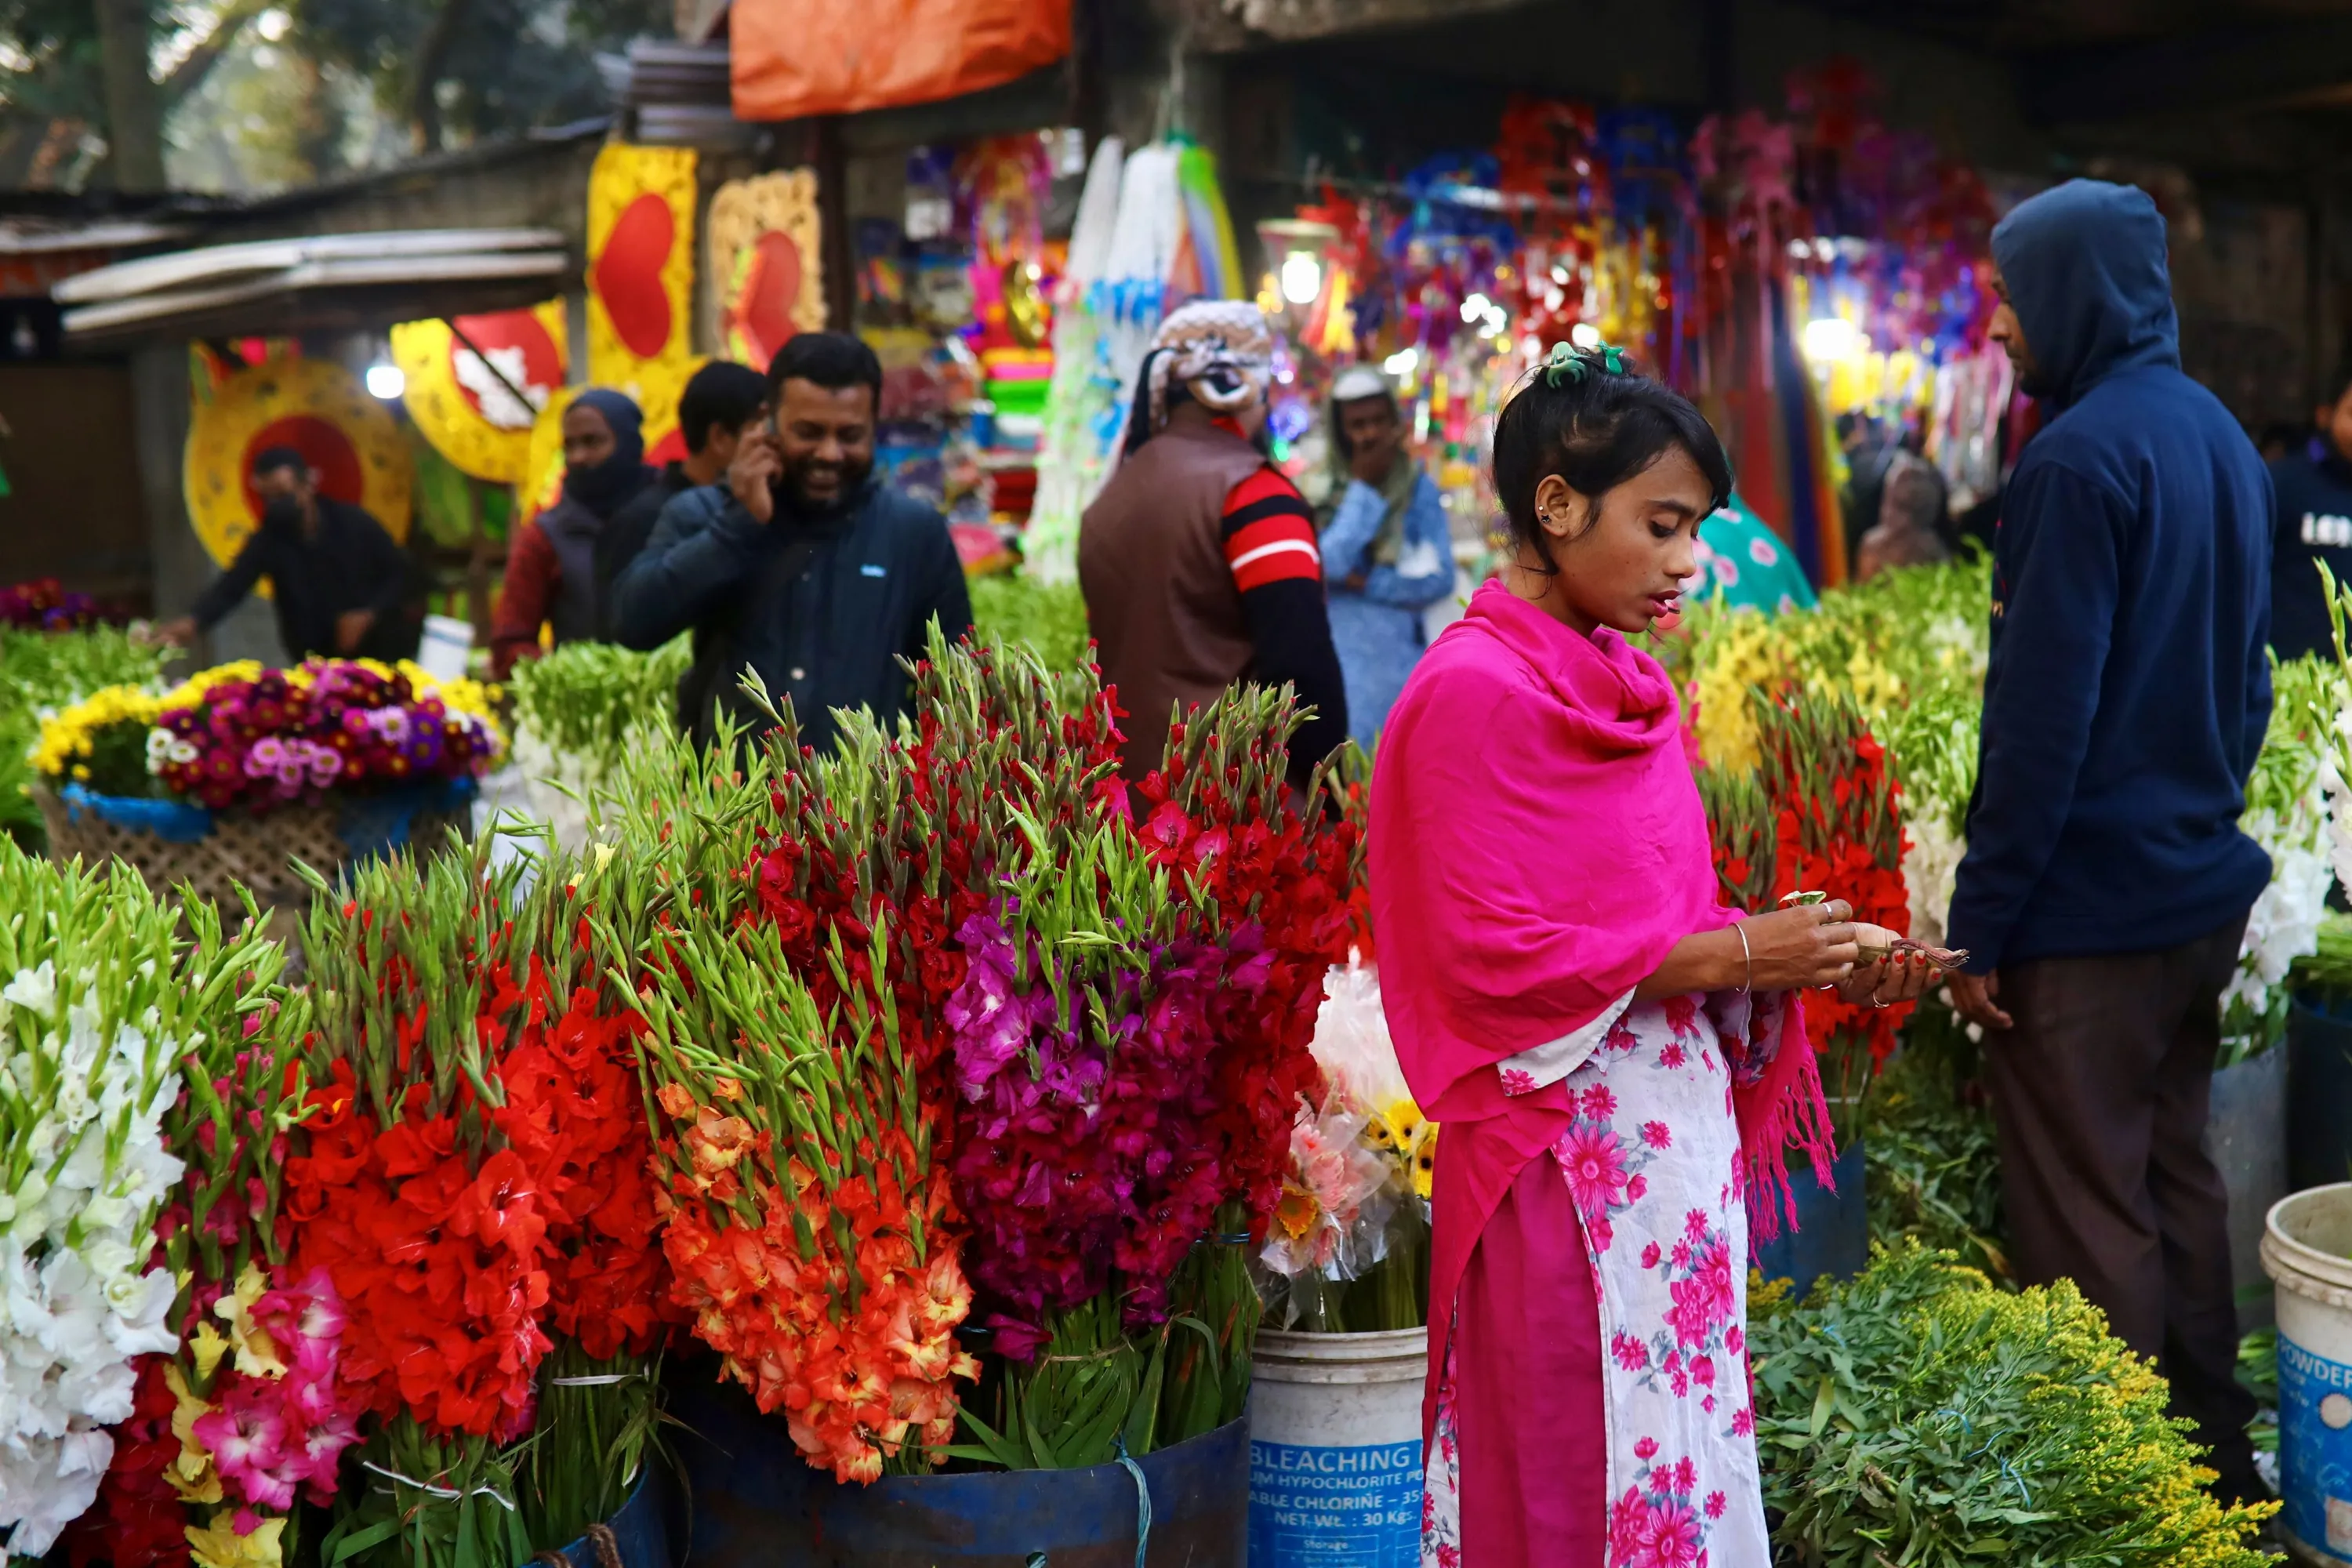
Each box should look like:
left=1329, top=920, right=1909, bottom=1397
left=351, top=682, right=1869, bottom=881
left=1541, top=339, right=1630, bottom=388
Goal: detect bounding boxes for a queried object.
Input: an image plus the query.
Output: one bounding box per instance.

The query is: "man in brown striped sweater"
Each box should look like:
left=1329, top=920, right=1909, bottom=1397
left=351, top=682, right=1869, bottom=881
left=1079, top=302, right=1348, bottom=787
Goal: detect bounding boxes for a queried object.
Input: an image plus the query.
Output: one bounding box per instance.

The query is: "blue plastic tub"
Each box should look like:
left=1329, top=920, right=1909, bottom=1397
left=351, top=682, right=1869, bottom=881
left=534, top=1462, right=674, bottom=1568
left=670, top=1370, right=1250, bottom=1567
left=1750, top=1140, right=1869, bottom=1297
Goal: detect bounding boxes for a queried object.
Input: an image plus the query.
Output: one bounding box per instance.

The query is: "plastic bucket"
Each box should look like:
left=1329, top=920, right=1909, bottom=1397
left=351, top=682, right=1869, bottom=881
left=1245, top=1327, right=1426, bottom=1568
left=534, top=1461, right=674, bottom=1568
left=1751, top=1140, right=1868, bottom=1298
left=670, top=1371, right=1249, bottom=1567
left=2209, top=1045, right=2289, bottom=1330
left=417, top=614, right=475, bottom=684
left=2263, top=1183, right=2352, bottom=1562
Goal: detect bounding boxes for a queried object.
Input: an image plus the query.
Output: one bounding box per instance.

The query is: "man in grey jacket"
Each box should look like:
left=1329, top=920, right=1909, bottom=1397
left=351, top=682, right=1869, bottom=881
left=610, top=332, right=972, bottom=749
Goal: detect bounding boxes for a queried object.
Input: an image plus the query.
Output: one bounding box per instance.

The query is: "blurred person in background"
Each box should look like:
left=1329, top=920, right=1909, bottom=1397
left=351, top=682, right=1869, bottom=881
left=2267, top=365, right=2352, bottom=660
left=611, top=332, right=970, bottom=750
left=1080, top=301, right=1347, bottom=789
left=593, top=360, right=769, bottom=636
left=158, top=446, right=420, bottom=663
left=1316, top=364, right=1454, bottom=750
left=1852, top=448, right=1954, bottom=581
left=491, top=388, right=655, bottom=678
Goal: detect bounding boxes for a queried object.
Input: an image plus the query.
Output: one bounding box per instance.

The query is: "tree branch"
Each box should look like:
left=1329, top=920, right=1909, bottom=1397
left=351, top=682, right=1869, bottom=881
left=162, top=0, right=274, bottom=110
left=408, top=0, right=474, bottom=154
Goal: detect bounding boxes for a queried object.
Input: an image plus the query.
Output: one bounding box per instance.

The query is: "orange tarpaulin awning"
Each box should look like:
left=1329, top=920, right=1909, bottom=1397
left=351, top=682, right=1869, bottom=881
left=729, top=0, right=1069, bottom=122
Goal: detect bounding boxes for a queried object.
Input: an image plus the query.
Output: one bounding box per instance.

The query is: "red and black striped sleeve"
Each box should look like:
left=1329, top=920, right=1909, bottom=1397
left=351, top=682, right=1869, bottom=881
left=1220, top=465, right=1348, bottom=784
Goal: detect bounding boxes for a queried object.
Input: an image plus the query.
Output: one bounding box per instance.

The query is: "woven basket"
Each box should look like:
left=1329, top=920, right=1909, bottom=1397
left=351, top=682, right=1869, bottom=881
left=35, top=783, right=474, bottom=914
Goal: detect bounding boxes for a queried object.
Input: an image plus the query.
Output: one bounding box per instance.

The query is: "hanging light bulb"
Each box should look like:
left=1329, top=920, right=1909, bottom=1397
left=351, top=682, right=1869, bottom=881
left=365, top=361, right=405, bottom=400
left=1280, top=250, right=1323, bottom=307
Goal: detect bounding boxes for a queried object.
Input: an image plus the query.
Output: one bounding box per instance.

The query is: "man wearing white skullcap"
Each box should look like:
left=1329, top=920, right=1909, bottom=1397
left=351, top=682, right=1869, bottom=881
left=1316, top=365, right=1455, bottom=746
left=1079, top=302, right=1348, bottom=786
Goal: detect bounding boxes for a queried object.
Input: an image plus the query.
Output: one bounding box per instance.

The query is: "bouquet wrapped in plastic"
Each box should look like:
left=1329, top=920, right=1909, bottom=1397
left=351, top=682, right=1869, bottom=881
left=1258, top=958, right=1434, bottom=1333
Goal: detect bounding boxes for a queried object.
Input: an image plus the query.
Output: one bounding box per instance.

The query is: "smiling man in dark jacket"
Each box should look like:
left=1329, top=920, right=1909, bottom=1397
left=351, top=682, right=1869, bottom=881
left=1945, top=179, right=2273, bottom=1507
left=608, top=332, right=971, bottom=750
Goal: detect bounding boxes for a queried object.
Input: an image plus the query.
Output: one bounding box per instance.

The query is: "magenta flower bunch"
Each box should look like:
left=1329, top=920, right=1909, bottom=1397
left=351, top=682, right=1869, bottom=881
left=0, top=576, right=100, bottom=630
left=943, top=897, right=1263, bottom=1359
left=153, top=660, right=498, bottom=813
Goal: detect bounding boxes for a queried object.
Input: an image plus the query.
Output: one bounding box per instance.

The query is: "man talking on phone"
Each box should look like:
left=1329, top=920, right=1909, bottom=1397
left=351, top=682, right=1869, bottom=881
left=610, top=332, right=971, bottom=749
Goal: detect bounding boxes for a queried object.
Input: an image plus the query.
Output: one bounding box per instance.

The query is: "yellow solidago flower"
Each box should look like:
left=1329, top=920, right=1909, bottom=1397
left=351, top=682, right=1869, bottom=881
left=187, top=1512, right=285, bottom=1568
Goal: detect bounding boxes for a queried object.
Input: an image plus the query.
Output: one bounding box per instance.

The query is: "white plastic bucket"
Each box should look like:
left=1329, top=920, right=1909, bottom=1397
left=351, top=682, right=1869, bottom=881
left=1246, top=1327, right=1426, bottom=1568
left=2263, top=1183, right=2352, bottom=1561
left=416, top=614, right=474, bottom=684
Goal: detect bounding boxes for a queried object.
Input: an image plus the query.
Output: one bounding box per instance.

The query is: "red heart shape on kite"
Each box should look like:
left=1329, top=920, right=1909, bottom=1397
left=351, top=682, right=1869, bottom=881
left=595, top=193, right=676, bottom=360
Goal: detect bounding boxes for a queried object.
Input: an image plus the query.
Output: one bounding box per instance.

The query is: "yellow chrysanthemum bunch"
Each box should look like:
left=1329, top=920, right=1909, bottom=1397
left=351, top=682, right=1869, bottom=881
left=37, top=663, right=268, bottom=783
left=31, top=683, right=162, bottom=781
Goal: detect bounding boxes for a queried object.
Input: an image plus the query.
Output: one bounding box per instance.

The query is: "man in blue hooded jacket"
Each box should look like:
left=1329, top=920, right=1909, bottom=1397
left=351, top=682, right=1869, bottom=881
left=1946, top=180, right=2272, bottom=1504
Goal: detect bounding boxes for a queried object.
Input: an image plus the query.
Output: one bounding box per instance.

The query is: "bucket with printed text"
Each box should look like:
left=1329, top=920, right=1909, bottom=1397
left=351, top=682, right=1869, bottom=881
left=1246, top=1327, right=1427, bottom=1568
left=2263, top=1183, right=2352, bottom=1562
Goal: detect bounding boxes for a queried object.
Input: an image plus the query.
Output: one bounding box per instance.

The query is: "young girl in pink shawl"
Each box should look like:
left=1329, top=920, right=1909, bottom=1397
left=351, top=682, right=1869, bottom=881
left=1369, top=346, right=1930, bottom=1567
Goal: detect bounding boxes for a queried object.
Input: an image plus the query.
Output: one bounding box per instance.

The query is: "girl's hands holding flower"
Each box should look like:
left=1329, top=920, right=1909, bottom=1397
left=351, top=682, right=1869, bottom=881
left=1834, top=922, right=1938, bottom=1009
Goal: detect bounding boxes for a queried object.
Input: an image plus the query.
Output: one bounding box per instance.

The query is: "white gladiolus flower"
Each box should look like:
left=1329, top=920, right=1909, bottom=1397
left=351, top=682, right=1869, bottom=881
left=0, top=963, right=183, bottom=1558
left=1901, top=797, right=1968, bottom=951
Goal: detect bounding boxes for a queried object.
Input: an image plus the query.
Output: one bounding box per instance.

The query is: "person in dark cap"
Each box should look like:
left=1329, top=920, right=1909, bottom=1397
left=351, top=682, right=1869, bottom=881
left=1943, top=177, right=2273, bottom=1512
left=1316, top=363, right=1454, bottom=748
left=491, top=387, right=656, bottom=678
left=158, top=446, right=421, bottom=663
left=610, top=332, right=971, bottom=750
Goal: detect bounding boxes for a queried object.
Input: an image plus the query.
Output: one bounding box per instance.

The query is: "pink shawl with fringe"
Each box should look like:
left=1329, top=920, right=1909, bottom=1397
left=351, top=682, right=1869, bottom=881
left=1367, top=583, right=1834, bottom=1392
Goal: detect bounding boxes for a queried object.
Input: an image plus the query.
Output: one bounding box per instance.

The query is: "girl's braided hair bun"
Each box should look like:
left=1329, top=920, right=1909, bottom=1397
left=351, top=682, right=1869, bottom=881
left=1492, top=342, right=1734, bottom=573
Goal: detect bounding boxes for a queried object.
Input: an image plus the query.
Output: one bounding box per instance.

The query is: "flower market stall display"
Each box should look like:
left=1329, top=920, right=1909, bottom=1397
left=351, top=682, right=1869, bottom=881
left=1751, top=1245, right=2273, bottom=1566
left=0, top=844, right=300, bottom=1561
left=504, top=635, right=691, bottom=848
left=65, top=886, right=347, bottom=1568
left=289, top=841, right=674, bottom=1568
left=0, top=622, right=165, bottom=851
left=31, top=658, right=500, bottom=916
left=590, top=628, right=1354, bottom=1546
left=0, top=575, right=103, bottom=630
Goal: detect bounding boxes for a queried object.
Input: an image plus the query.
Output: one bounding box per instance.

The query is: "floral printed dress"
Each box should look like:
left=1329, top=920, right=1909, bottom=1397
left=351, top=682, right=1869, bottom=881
left=1422, top=985, right=1788, bottom=1568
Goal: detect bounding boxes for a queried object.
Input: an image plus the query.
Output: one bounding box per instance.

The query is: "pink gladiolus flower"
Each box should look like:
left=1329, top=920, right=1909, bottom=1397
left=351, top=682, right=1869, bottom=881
left=194, top=1383, right=297, bottom=1509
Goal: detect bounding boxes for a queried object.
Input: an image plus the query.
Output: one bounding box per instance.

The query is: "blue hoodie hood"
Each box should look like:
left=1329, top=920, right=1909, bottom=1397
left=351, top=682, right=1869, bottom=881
left=1990, top=179, right=2180, bottom=409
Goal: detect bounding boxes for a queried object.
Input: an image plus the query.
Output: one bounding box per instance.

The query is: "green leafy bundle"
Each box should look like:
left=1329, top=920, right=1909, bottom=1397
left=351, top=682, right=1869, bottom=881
left=507, top=636, right=692, bottom=782
left=0, top=626, right=165, bottom=847
left=968, top=572, right=1091, bottom=674
left=1862, top=1009, right=2008, bottom=1281
left=1752, top=1246, right=2273, bottom=1567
